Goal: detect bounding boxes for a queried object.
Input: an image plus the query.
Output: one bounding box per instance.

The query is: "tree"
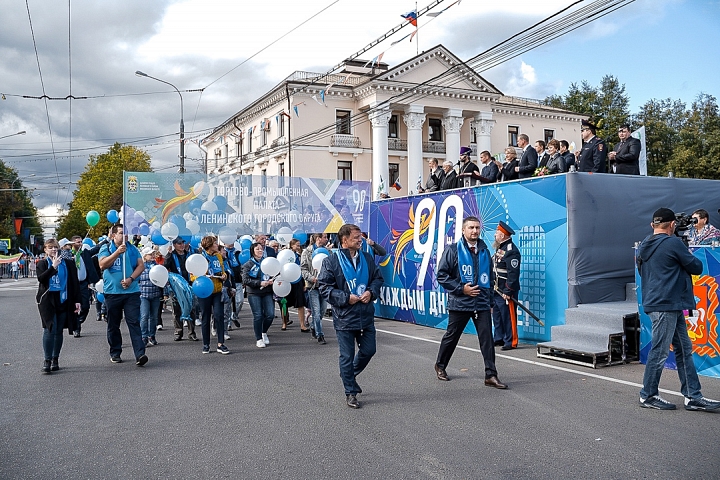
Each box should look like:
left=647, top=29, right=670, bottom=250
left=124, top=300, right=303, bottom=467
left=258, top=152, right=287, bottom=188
left=632, top=98, right=688, bottom=176
left=56, top=143, right=152, bottom=239
left=666, top=94, right=720, bottom=179
left=0, top=159, right=43, bottom=253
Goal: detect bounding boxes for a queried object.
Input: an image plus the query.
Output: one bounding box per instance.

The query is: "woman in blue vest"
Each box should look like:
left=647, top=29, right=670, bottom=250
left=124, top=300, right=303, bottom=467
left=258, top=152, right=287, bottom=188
left=194, top=235, right=230, bottom=355
left=242, top=242, right=275, bottom=348
left=36, top=238, right=81, bottom=373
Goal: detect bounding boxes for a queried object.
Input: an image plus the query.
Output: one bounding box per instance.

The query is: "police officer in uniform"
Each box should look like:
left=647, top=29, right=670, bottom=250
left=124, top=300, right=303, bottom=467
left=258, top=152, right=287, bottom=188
left=575, top=118, right=607, bottom=173
left=492, top=221, right=521, bottom=350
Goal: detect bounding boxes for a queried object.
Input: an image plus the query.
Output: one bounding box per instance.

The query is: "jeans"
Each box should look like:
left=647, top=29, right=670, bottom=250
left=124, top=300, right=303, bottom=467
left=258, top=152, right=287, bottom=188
left=76, top=279, right=90, bottom=331
left=436, top=310, right=497, bottom=379
left=198, top=291, right=224, bottom=347
left=640, top=310, right=702, bottom=400
left=307, top=289, right=326, bottom=337
left=95, top=294, right=107, bottom=318
left=140, top=296, right=161, bottom=339
left=42, top=310, right=66, bottom=360
left=335, top=325, right=376, bottom=396
left=248, top=294, right=274, bottom=341
left=105, top=292, right=145, bottom=360
left=171, top=296, right=196, bottom=337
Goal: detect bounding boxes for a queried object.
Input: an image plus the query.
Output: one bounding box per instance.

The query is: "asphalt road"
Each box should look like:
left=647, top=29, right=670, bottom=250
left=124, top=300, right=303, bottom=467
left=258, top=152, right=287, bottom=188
left=1, top=277, right=719, bottom=479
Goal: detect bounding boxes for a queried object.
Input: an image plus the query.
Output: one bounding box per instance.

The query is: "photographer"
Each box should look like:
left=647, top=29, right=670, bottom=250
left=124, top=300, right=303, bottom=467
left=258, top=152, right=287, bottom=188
left=636, top=208, right=720, bottom=411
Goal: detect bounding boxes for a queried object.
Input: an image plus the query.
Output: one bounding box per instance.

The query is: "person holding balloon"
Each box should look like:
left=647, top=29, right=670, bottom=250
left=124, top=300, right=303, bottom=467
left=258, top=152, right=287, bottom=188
left=165, top=238, right=199, bottom=341
left=69, top=234, right=108, bottom=337
left=300, top=233, right=331, bottom=342
left=139, top=247, right=166, bottom=347
left=282, top=239, right=307, bottom=332
left=242, top=242, right=276, bottom=349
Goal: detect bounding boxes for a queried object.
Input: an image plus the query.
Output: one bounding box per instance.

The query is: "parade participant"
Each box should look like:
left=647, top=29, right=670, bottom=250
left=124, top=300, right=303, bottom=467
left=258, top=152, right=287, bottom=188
left=318, top=224, right=384, bottom=409
left=98, top=225, right=148, bottom=366
left=433, top=216, right=507, bottom=389
left=636, top=208, right=720, bottom=411
left=575, top=119, right=607, bottom=173
left=456, top=146, right=480, bottom=187
left=282, top=239, right=306, bottom=331
left=687, top=209, right=720, bottom=246
left=69, top=235, right=107, bottom=337
left=515, top=134, right=538, bottom=179
left=194, top=235, right=230, bottom=355
left=165, top=238, right=198, bottom=341
left=255, top=234, right=277, bottom=258
left=243, top=242, right=275, bottom=348
left=417, top=158, right=445, bottom=194
left=139, top=247, right=163, bottom=347
left=301, top=233, right=329, bottom=339
left=223, top=241, right=244, bottom=329
left=492, top=221, right=521, bottom=350
left=439, top=160, right=458, bottom=190
left=496, top=148, right=519, bottom=182
left=608, top=124, right=641, bottom=175
left=36, top=238, right=81, bottom=373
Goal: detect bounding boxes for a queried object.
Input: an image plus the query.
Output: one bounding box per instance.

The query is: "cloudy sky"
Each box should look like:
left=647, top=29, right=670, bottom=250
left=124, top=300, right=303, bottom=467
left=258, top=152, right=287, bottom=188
left=0, top=0, right=717, bottom=230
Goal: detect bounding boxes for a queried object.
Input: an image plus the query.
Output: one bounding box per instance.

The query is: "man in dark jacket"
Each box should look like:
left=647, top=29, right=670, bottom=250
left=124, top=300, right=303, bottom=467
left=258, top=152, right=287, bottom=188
left=636, top=207, right=719, bottom=411
left=70, top=235, right=108, bottom=337
left=515, top=134, right=538, bottom=179
left=433, top=216, right=507, bottom=389
left=318, top=223, right=384, bottom=409
left=439, top=160, right=457, bottom=190
left=559, top=140, right=575, bottom=170
left=575, top=119, right=607, bottom=173
left=608, top=124, right=641, bottom=175
left=492, top=221, right=521, bottom=350
left=165, top=237, right=198, bottom=341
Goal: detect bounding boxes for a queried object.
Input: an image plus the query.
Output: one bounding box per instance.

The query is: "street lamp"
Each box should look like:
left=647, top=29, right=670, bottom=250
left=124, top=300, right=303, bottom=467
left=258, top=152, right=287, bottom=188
left=0, top=131, right=26, bottom=141
left=135, top=71, right=185, bottom=173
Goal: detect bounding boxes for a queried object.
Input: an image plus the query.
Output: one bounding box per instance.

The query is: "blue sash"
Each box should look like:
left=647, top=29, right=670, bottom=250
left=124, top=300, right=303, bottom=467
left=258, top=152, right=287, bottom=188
left=225, top=247, right=239, bottom=268
left=107, top=241, right=123, bottom=273
left=248, top=258, right=261, bottom=279
left=294, top=252, right=301, bottom=265
left=361, top=238, right=372, bottom=255
left=47, top=258, right=68, bottom=303
left=202, top=251, right=223, bottom=275
left=335, top=249, right=369, bottom=296
left=457, top=241, right=490, bottom=288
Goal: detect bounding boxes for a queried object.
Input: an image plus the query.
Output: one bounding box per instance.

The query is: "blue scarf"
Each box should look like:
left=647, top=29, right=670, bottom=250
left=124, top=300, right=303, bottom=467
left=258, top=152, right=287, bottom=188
left=107, top=241, right=125, bottom=274
left=202, top=251, right=223, bottom=276
left=335, top=249, right=369, bottom=296
left=247, top=257, right=269, bottom=281
left=361, top=238, right=372, bottom=255
left=457, top=240, right=490, bottom=288
left=225, top=247, right=239, bottom=268
left=47, top=258, right=68, bottom=303
left=294, top=252, right=301, bottom=265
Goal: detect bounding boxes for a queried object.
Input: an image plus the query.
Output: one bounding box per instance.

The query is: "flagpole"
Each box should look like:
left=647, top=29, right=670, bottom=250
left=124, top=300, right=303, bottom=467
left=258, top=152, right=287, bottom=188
left=416, top=1, right=419, bottom=55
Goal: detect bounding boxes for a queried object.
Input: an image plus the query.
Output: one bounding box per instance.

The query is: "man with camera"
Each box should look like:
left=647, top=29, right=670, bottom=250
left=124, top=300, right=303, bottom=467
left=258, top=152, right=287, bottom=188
left=636, top=207, right=720, bottom=411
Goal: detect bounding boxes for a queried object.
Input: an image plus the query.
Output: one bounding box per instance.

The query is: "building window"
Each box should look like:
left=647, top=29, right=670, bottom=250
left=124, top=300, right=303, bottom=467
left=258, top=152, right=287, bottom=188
left=544, top=129, right=555, bottom=144
left=278, top=114, right=285, bottom=138
left=261, top=169, right=267, bottom=187
left=389, top=163, right=399, bottom=186
left=336, top=110, right=352, bottom=135
left=470, top=123, right=477, bottom=144
left=388, top=115, right=398, bottom=138
left=261, top=128, right=268, bottom=147
left=508, top=126, right=519, bottom=147
left=235, top=139, right=242, bottom=158
left=247, top=131, right=253, bottom=153
left=428, top=118, right=443, bottom=142
left=279, top=163, right=285, bottom=177
left=337, top=161, right=352, bottom=180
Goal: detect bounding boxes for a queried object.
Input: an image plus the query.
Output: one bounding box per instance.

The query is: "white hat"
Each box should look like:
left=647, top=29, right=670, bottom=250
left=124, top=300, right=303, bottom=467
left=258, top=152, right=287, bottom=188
left=58, top=238, right=70, bottom=247
left=141, top=246, right=154, bottom=256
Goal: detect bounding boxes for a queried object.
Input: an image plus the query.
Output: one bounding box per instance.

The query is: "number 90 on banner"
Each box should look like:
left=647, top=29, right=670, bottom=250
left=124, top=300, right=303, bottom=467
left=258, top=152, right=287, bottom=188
left=413, top=195, right=464, bottom=287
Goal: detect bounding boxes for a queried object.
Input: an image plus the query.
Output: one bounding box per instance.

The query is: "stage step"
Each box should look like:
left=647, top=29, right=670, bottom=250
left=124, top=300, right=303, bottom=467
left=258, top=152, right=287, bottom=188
left=537, top=283, right=638, bottom=368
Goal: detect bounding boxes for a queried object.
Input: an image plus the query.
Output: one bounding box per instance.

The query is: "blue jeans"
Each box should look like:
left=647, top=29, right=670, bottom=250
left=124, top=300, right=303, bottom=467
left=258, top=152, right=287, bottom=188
left=140, top=296, right=161, bottom=339
left=335, top=325, right=376, bottom=396
left=198, top=291, right=224, bottom=347
left=42, top=310, right=66, bottom=360
left=248, top=294, right=274, bottom=340
left=105, top=292, right=145, bottom=360
left=307, top=289, right=326, bottom=337
left=640, top=310, right=702, bottom=400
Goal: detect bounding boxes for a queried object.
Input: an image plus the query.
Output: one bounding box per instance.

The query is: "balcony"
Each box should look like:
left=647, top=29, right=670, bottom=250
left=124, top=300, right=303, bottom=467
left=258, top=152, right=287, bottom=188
left=270, top=136, right=287, bottom=149
left=331, top=134, right=361, bottom=148
left=422, top=142, right=446, bottom=154
left=388, top=138, right=407, bottom=151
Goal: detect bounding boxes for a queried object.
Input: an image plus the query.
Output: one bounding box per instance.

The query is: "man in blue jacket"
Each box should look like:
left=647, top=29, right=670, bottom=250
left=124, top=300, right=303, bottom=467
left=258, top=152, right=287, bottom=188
left=434, top=216, right=507, bottom=389
left=636, top=207, right=720, bottom=411
left=318, top=223, right=384, bottom=409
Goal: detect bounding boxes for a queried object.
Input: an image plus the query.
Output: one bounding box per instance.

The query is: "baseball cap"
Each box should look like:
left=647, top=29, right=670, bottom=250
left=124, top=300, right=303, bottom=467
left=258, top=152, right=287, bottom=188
left=141, top=246, right=154, bottom=256
left=172, top=237, right=186, bottom=244
left=652, top=207, right=675, bottom=224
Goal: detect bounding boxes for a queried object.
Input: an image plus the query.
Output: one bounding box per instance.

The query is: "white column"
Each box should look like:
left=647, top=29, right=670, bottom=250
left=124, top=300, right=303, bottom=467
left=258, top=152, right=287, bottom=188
left=370, top=104, right=392, bottom=198
left=443, top=108, right=464, bottom=162
left=472, top=111, right=495, bottom=155
left=403, top=104, right=426, bottom=194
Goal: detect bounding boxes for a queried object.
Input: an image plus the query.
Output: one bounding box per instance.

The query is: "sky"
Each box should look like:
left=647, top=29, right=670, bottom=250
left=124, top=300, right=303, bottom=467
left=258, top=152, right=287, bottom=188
left=0, top=0, right=718, bottom=234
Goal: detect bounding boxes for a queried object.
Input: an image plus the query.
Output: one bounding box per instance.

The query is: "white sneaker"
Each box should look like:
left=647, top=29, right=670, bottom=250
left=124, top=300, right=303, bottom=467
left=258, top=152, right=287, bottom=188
left=224, top=334, right=231, bottom=341
left=211, top=328, right=216, bottom=337
left=262, top=333, right=269, bottom=345
left=256, top=339, right=266, bottom=348
left=195, top=319, right=201, bottom=326
left=156, top=325, right=162, bottom=331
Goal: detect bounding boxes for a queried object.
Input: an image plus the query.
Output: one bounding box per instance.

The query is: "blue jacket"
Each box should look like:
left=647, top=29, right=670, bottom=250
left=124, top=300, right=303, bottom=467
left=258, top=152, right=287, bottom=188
left=318, top=249, right=383, bottom=331
left=437, top=239, right=494, bottom=312
left=637, top=233, right=703, bottom=312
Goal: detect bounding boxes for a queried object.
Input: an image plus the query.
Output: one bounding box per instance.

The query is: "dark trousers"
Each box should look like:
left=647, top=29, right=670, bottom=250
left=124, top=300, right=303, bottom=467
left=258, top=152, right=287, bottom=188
left=436, top=309, right=497, bottom=379
left=42, top=310, right=66, bottom=360
left=172, top=297, right=195, bottom=337
left=75, top=279, right=90, bottom=332
left=335, top=325, right=376, bottom=396
left=198, top=291, right=224, bottom=347
left=492, top=293, right=517, bottom=347
left=104, top=292, right=145, bottom=360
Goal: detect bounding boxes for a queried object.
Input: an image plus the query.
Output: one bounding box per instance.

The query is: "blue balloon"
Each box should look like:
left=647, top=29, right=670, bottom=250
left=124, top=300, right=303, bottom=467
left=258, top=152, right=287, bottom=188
left=151, top=229, right=169, bottom=245
left=139, top=223, right=150, bottom=236
left=178, top=227, right=192, bottom=243
left=240, top=238, right=252, bottom=250
left=82, top=238, right=95, bottom=247
left=292, top=230, right=308, bottom=244
left=96, top=292, right=105, bottom=303
left=190, top=235, right=202, bottom=249
left=238, top=249, right=251, bottom=264
left=107, top=210, right=119, bottom=224
left=169, top=215, right=186, bottom=230
left=213, top=195, right=228, bottom=212
left=313, top=247, right=330, bottom=258
left=189, top=199, right=203, bottom=213
left=192, top=276, right=214, bottom=298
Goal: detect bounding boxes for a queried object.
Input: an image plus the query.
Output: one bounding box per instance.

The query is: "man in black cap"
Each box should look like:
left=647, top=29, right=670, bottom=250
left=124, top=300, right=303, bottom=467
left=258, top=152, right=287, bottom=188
left=456, top=146, right=480, bottom=188
left=636, top=208, right=720, bottom=411
left=575, top=119, right=607, bottom=173
left=492, top=221, right=521, bottom=350
left=165, top=237, right=198, bottom=341
left=608, top=124, right=641, bottom=175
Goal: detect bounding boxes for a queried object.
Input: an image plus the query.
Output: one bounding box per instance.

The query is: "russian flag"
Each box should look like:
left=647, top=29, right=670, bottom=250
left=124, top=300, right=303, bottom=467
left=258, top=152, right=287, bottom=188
left=392, top=179, right=402, bottom=191
left=401, top=10, right=417, bottom=27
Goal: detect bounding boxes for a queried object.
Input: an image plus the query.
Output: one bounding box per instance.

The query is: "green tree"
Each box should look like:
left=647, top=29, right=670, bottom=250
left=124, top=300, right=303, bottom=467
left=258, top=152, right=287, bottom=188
left=56, top=143, right=152, bottom=239
left=0, top=159, right=43, bottom=253
left=666, top=93, right=720, bottom=179
left=632, top=98, right=688, bottom=176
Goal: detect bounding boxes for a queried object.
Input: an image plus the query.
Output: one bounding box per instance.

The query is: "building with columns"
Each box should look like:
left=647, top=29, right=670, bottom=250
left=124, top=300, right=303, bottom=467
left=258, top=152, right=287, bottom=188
left=203, top=45, right=585, bottom=197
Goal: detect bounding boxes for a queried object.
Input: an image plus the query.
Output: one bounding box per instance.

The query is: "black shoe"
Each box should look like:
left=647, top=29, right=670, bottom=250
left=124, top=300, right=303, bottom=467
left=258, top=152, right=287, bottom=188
left=317, top=335, right=326, bottom=345
left=41, top=360, right=51, bottom=374
left=346, top=395, right=360, bottom=409
left=310, top=328, right=317, bottom=339
left=174, top=335, right=182, bottom=341
left=110, top=356, right=122, bottom=364
left=494, top=340, right=504, bottom=347
left=135, top=355, right=148, bottom=366
left=188, top=332, right=198, bottom=341
left=232, top=318, right=241, bottom=328
left=501, top=344, right=514, bottom=351
left=73, top=331, right=81, bottom=338
left=484, top=376, right=508, bottom=389
left=51, top=358, right=59, bottom=371
left=434, top=364, right=449, bottom=381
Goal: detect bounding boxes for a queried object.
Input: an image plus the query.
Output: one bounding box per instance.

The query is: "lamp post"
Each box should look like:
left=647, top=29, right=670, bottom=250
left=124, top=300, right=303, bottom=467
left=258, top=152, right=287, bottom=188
left=0, top=130, right=26, bottom=141
left=135, top=71, right=185, bottom=173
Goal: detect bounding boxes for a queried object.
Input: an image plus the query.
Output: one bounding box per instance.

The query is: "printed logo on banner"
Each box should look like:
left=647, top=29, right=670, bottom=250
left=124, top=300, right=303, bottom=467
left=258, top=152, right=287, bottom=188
left=127, top=175, right=138, bottom=193
left=689, top=276, right=720, bottom=358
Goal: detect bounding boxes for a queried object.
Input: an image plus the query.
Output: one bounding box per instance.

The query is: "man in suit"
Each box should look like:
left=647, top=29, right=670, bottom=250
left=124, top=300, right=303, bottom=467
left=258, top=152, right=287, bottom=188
left=515, top=134, right=538, bottom=179
left=461, top=150, right=498, bottom=184
left=608, top=124, right=641, bottom=175
left=439, top=159, right=458, bottom=190
left=559, top=140, right=575, bottom=170
left=575, top=119, right=607, bottom=173
left=456, top=146, right=480, bottom=188
left=418, top=158, right=445, bottom=193
left=535, top=140, right=550, bottom=168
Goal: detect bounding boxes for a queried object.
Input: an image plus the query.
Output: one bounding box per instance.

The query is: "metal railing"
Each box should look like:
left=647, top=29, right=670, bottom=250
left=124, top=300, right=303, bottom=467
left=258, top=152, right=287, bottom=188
left=423, top=142, right=446, bottom=154
left=388, top=138, right=407, bottom=151
left=330, top=134, right=361, bottom=148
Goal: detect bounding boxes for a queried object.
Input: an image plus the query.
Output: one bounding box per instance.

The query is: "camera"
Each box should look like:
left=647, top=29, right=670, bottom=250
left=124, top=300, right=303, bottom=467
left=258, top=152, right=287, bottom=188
left=674, top=212, right=697, bottom=244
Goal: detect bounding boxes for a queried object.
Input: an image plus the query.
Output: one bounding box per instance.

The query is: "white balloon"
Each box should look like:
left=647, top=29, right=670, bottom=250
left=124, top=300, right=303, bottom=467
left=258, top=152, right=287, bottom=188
left=95, top=280, right=104, bottom=294
left=218, top=226, right=236, bottom=246
left=160, top=222, right=179, bottom=241
left=186, top=219, right=200, bottom=235
left=233, top=241, right=242, bottom=251
left=277, top=226, right=293, bottom=245
left=159, top=243, right=171, bottom=255
left=280, top=262, right=301, bottom=283
left=193, top=180, right=210, bottom=199
left=201, top=200, right=217, bottom=212
left=148, top=265, right=169, bottom=287
left=140, top=235, right=149, bottom=245
left=186, top=253, right=209, bottom=277
left=152, top=221, right=161, bottom=230
left=183, top=212, right=194, bottom=221
left=312, top=253, right=328, bottom=272
left=260, top=257, right=281, bottom=277
left=240, top=235, right=253, bottom=243
left=276, top=249, right=296, bottom=265
left=273, top=279, right=292, bottom=297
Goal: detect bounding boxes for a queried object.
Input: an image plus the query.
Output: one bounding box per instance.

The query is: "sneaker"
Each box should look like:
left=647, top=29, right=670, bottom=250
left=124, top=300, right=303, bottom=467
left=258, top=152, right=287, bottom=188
left=173, top=335, right=182, bottom=341
left=217, top=345, right=230, bottom=355
left=256, top=339, right=266, bottom=348
left=224, top=334, right=231, bottom=341
left=233, top=318, right=241, bottom=328
left=262, top=333, right=269, bottom=345
left=51, top=358, right=59, bottom=371
left=135, top=354, right=148, bottom=366
left=310, top=328, right=317, bottom=339
left=202, top=345, right=210, bottom=354
left=41, top=360, right=52, bottom=374
left=143, top=337, right=150, bottom=347
left=73, top=331, right=81, bottom=338
left=195, top=319, right=202, bottom=326
left=156, top=325, right=163, bottom=331
left=684, top=396, right=720, bottom=411
left=346, top=395, right=360, bottom=409
left=110, top=356, right=122, bottom=364
left=317, top=335, right=326, bottom=345
left=188, top=332, right=198, bottom=341
left=639, top=395, right=676, bottom=410
left=149, top=337, right=158, bottom=346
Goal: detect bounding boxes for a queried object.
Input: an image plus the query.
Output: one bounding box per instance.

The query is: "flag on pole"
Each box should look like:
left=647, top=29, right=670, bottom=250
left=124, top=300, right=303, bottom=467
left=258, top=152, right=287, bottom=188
left=392, top=179, right=402, bottom=191
left=377, top=175, right=385, bottom=198
left=401, top=10, right=417, bottom=26
left=632, top=126, right=648, bottom=176
left=293, top=105, right=299, bottom=116
left=391, top=32, right=412, bottom=46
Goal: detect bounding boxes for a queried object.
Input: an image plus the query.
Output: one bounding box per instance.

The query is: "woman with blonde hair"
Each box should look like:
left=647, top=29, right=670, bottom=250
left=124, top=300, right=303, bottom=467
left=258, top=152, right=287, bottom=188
left=194, top=235, right=230, bottom=355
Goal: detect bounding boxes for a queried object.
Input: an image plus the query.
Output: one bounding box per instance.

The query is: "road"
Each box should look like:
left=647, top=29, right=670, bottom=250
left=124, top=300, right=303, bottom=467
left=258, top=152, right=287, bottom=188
left=1, top=277, right=719, bottom=479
